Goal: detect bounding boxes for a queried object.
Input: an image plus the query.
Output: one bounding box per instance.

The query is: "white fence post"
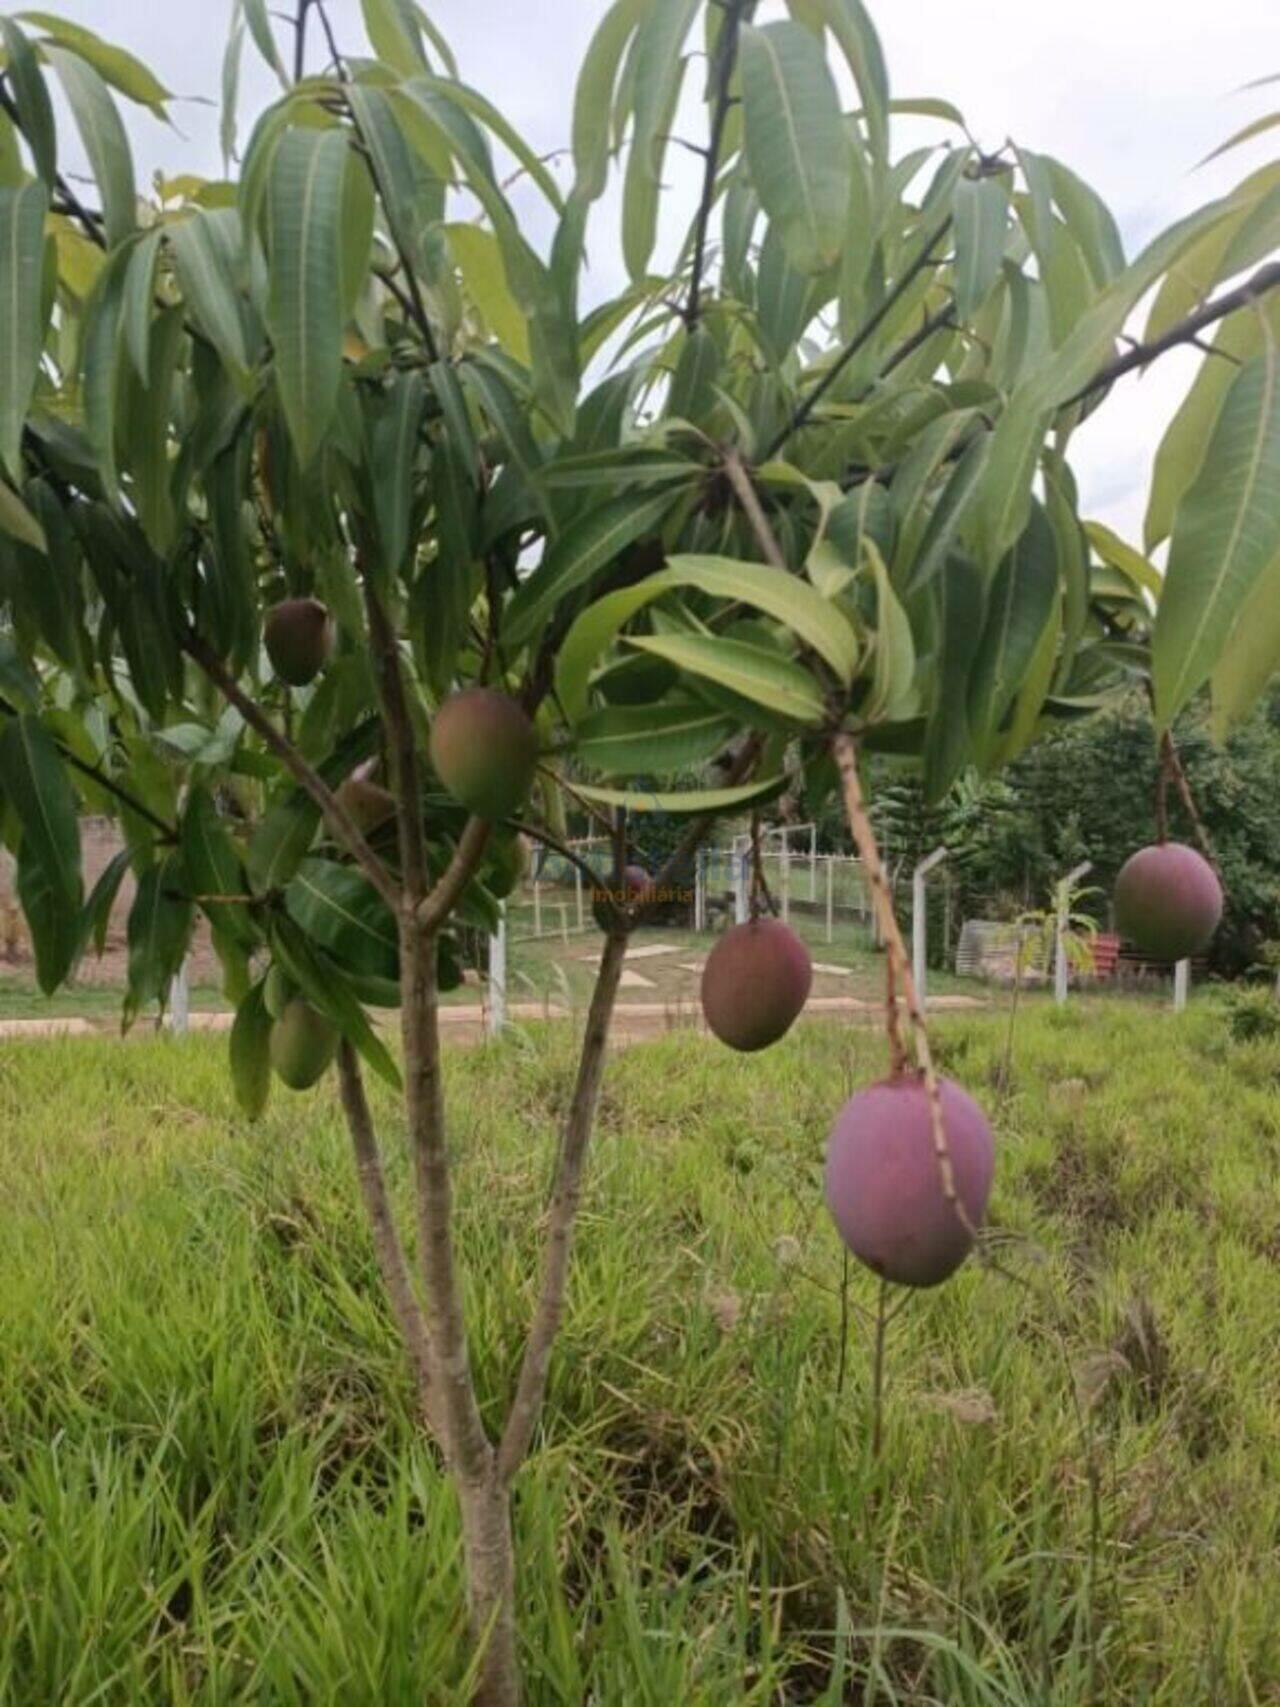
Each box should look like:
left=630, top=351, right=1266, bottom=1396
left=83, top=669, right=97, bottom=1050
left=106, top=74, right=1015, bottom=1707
left=694, top=848, right=707, bottom=933
left=574, top=864, right=584, bottom=931
left=780, top=845, right=791, bottom=923
left=168, top=960, right=190, bottom=1036
left=532, top=879, right=542, bottom=939
left=1173, top=958, right=1190, bottom=1012
left=912, top=847, right=949, bottom=1013
left=1055, top=861, right=1093, bottom=1006
left=825, top=856, right=834, bottom=944
left=810, top=826, right=817, bottom=901
left=734, top=851, right=749, bottom=924
left=488, top=903, right=507, bottom=1037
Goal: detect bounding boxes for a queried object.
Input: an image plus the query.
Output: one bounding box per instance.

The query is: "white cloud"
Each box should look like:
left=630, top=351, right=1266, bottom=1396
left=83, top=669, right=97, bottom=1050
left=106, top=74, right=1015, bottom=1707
left=42, top=0, right=1280, bottom=542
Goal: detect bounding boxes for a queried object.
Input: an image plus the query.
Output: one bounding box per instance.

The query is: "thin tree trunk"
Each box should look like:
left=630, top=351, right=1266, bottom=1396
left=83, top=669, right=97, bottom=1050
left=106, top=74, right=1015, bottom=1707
left=335, top=1041, right=442, bottom=1435
left=399, top=912, right=524, bottom=1703
left=459, top=1472, right=520, bottom=1704
left=498, top=929, right=629, bottom=1479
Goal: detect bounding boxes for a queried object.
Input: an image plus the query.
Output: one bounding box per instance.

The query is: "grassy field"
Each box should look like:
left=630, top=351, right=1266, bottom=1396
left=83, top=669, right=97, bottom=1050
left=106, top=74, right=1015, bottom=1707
left=2, top=999, right=1278, bottom=1702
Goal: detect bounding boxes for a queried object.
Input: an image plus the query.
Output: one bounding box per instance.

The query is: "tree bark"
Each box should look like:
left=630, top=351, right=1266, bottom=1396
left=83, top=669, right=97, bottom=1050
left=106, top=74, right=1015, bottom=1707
left=459, top=1472, right=521, bottom=1705
left=335, top=1041, right=443, bottom=1435
left=497, top=928, right=628, bottom=1480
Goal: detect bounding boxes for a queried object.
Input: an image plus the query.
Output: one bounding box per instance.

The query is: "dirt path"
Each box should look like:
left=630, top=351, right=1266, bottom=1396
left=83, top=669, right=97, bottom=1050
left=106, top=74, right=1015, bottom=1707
left=0, top=993, right=986, bottom=1046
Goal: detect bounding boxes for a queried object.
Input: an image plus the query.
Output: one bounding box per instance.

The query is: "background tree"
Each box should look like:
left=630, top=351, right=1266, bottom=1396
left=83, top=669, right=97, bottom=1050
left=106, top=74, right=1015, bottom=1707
left=0, top=2, right=1278, bottom=1698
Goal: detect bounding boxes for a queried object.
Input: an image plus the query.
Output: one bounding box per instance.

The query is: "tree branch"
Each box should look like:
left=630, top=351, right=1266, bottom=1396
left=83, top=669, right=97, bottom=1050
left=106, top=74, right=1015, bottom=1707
left=1062, top=259, right=1280, bottom=411
left=398, top=908, right=493, bottom=1480
left=361, top=574, right=430, bottom=905
left=182, top=631, right=401, bottom=911
left=685, top=0, right=748, bottom=329
left=335, top=1041, right=444, bottom=1437
left=417, top=816, right=492, bottom=933
left=507, top=818, right=608, bottom=893
left=0, top=698, right=178, bottom=841
left=310, top=0, right=345, bottom=75
left=1161, top=729, right=1220, bottom=873
left=831, top=732, right=974, bottom=1236
left=292, top=0, right=312, bottom=82
left=721, top=447, right=787, bottom=568
left=496, top=926, right=628, bottom=1480
left=764, top=218, right=953, bottom=461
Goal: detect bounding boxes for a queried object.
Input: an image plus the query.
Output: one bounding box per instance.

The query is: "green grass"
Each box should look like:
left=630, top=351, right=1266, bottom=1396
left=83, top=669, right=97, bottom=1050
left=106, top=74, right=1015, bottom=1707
left=0, top=979, right=229, bottom=1023
left=2, top=999, right=1278, bottom=1702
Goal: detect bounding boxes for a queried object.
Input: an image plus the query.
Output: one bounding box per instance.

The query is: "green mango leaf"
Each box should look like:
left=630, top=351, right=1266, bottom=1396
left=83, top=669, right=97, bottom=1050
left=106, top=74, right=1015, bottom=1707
left=182, top=785, right=257, bottom=948
left=345, top=80, right=425, bottom=271
left=460, top=359, right=548, bottom=518
left=905, top=431, right=990, bottom=598
left=987, top=590, right=1062, bottom=770
left=170, top=207, right=257, bottom=376
left=505, top=486, right=682, bottom=646
left=244, top=723, right=381, bottom=896
left=922, top=555, right=985, bottom=802
left=572, top=0, right=646, bottom=202
left=556, top=551, right=859, bottom=719
left=1043, top=156, right=1124, bottom=289
left=0, top=713, right=82, bottom=915
left=126, top=855, right=195, bottom=1009
left=269, top=915, right=401, bottom=1089
left=1046, top=467, right=1089, bottom=688
left=811, top=0, right=889, bottom=161
left=625, top=631, right=826, bottom=725
left=229, top=979, right=272, bottom=1120
left=360, top=0, right=428, bottom=77
left=1083, top=521, right=1160, bottom=599
left=44, top=45, right=136, bottom=248
left=1153, top=346, right=1280, bottom=726
left=18, top=13, right=170, bottom=114
left=1211, top=545, right=1280, bottom=737
left=78, top=846, right=130, bottom=963
left=0, top=181, right=49, bottom=481
left=1197, top=109, right=1280, bottom=169
left=284, top=857, right=399, bottom=979
left=565, top=775, right=787, bottom=814
left=669, top=554, right=860, bottom=681
left=366, top=368, right=426, bottom=578
left=17, top=839, right=79, bottom=993
left=968, top=501, right=1060, bottom=750
left=414, top=74, right=563, bottom=212
left=121, top=224, right=162, bottom=384
left=860, top=538, right=917, bottom=725
left=1145, top=295, right=1280, bottom=550
left=0, top=475, right=46, bottom=551
left=977, top=193, right=1250, bottom=568
left=754, top=221, right=828, bottom=366
left=80, top=243, right=131, bottom=507
left=265, top=127, right=349, bottom=467
left=952, top=174, right=1009, bottom=321
left=621, top=0, right=701, bottom=280
left=0, top=19, right=56, bottom=187
left=739, top=22, right=851, bottom=276
left=445, top=221, right=529, bottom=360
left=573, top=700, right=738, bottom=777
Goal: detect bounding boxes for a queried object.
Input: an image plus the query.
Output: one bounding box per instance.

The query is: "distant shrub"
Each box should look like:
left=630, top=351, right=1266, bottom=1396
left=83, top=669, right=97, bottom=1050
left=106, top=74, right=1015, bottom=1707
left=1224, top=986, right=1280, bottom=1044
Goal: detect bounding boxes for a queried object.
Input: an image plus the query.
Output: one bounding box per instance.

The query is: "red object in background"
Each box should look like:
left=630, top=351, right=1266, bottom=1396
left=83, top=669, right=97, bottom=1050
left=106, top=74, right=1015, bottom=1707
left=1091, top=934, right=1120, bottom=979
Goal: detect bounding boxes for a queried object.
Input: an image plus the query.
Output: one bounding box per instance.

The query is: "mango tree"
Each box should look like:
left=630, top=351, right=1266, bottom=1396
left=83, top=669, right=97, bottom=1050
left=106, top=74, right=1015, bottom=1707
left=1, top=1, right=1278, bottom=1698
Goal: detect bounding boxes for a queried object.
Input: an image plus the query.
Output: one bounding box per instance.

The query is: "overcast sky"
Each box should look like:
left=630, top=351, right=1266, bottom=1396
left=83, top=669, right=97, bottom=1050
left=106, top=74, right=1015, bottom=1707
left=44, top=1, right=1280, bottom=544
